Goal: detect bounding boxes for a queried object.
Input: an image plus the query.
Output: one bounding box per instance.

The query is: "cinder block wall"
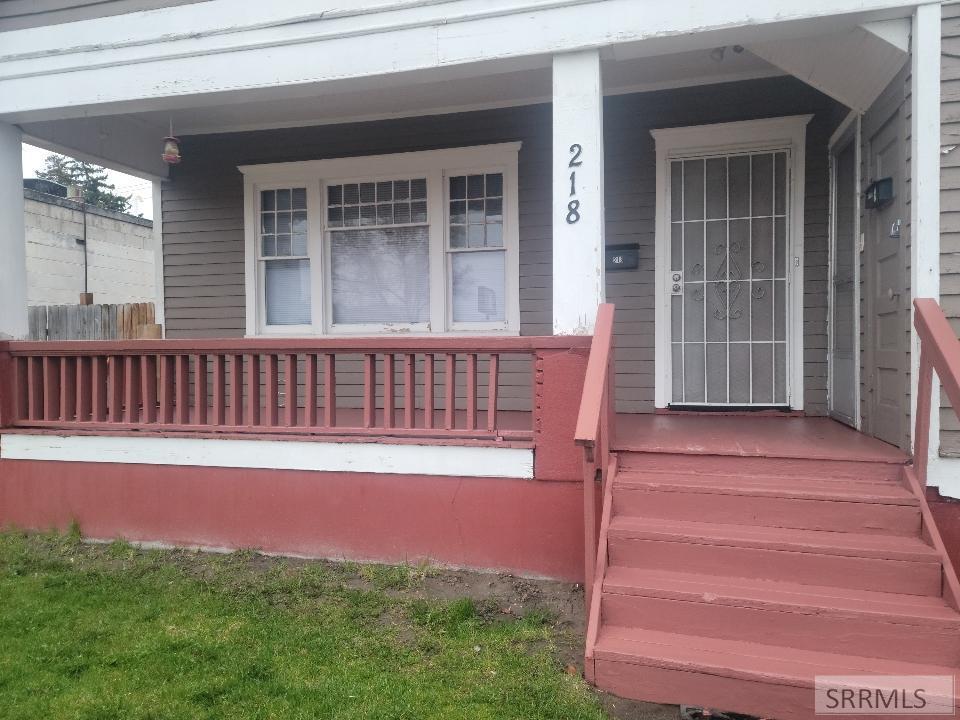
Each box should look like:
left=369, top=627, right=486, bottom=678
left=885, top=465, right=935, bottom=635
left=24, top=189, right=156, bottom=306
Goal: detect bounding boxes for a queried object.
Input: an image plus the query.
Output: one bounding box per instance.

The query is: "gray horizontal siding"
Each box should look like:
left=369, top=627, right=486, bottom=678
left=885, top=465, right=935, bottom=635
left=943, top=2, right=960, bottom=455
left=163, top=76, right=844, bottom=413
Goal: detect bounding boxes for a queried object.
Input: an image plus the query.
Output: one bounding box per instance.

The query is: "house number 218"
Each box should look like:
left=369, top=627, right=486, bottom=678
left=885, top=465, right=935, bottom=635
left=566, top=143, right=582, bottom=224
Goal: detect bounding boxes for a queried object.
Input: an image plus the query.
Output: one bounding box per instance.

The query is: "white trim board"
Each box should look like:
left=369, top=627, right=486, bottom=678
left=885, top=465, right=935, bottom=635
left=651, top=114, right=811, bottom=410
left=0, top=0, right=931, bottom=122
left=0, top=434, right=535, bottom=479
left=827, top=111, right=862, bottom=428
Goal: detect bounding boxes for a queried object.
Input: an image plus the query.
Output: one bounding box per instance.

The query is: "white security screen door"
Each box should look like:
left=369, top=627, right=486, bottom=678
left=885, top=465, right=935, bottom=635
left=668, top=151, right=790, bottom=406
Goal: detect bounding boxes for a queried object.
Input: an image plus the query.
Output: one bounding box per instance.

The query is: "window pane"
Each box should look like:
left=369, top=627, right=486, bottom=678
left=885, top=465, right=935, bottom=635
left=277, top=189, right=291, bottom=211
left=328, top=185, right=342, bottom=206
left=292, top=188, right=307, bottom=210
left=450, top=225, right=466, bottom=248
left=467, top=174, right=484, bottom=198
left=450, top=176, right=466, bottom=199
left=331, top=227, right=429, bottom=324
left=452, top=251, right=505, bottom=322
left=410, top=178, right=427, bottom=200
left=486, top=173, right=503, bottom=197
left=261, top=190, right=275, bottom=211
left=265, top=259, right=311, bottom=325
left=448, top=173, right=505, bottom=251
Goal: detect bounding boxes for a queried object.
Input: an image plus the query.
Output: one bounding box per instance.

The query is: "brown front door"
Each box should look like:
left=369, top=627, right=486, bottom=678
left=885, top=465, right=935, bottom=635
left=864, top=109, right=907, bottom=448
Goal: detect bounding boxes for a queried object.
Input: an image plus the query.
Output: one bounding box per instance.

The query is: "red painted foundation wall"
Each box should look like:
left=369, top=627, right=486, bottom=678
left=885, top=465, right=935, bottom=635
left=0, top=459, right=585, bottom=581
left=928, top=487, right=960, bottom=578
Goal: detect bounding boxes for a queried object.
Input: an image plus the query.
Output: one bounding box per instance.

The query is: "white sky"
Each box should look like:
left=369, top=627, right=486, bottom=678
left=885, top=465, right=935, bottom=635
left=21, top=143, right=154, bottom=219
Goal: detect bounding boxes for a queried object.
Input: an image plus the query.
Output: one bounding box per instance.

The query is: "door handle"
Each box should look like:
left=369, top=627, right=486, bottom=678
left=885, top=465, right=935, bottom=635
left=887, top=288, right=900, bottom=301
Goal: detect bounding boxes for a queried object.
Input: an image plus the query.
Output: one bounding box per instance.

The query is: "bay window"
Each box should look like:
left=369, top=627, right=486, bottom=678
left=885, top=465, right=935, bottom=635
left=241, top=143, right=519, bottom=336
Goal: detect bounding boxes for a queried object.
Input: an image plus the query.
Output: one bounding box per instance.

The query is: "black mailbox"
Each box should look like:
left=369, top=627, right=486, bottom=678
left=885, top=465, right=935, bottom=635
left=606, top=243, right=639, bottom=271
left=864, top=177, right=894, bottom=209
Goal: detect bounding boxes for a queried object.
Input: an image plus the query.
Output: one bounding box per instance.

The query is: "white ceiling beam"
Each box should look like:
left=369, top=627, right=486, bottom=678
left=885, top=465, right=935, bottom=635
left=0, top=0, right=931, bottom=122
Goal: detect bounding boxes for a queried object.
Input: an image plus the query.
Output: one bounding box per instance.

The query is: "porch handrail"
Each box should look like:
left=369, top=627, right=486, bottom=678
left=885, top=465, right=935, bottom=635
left=913, top=298, right=960, bottom=486
left=911, top=298, right=960, bottom=610
left=0, top=335, right=590, bottom=443
left=574, top=303, right=616, bottom=613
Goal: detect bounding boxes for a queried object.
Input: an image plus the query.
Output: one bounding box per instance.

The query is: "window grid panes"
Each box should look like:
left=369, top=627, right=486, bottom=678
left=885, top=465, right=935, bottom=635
left=327, top=178, right=430, bottom=326
left=669, top=152, right=788, bottom=406
left=259, top=188, right=310, bottom=326
left=448, top=173, right=506, bottom=323
left=327, top=179, right=427, bottom=229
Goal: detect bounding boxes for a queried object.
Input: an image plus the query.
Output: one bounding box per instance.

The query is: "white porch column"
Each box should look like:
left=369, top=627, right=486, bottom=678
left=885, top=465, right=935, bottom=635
left=0, top=122, right=27, bottom=339
left=552, top=50, right=605, bottom=335
left=909, top=3, right=943, bottom=480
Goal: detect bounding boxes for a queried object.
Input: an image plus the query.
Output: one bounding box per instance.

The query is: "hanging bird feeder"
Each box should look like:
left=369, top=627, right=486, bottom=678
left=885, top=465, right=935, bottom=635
left=162, top=118, right=181, bottom=165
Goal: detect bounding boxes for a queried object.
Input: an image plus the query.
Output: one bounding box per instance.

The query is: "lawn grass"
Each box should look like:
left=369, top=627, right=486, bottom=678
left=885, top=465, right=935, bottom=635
left=0, top=529, right=606, bottom=720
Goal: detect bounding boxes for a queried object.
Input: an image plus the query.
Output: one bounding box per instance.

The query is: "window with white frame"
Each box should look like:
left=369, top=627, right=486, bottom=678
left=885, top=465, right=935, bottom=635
left=242, top=144, right=520, bottom=335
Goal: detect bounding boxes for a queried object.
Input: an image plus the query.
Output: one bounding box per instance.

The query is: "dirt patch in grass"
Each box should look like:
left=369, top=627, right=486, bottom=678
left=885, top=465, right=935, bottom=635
left=0, top=529, right=677, bottom=720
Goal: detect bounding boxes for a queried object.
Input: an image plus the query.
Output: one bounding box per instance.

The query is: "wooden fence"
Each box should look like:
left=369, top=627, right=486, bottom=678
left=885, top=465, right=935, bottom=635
left=27, top=303, right=157, bottom=341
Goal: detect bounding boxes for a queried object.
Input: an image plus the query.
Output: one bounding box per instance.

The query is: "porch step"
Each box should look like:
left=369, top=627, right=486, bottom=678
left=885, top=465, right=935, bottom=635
left=592, top=626, right=960, bottom=720
left=617, top=452, right=906, bottom=482
left=615, top=470, right=920, bottom=535
left=602, top=566, right=960, bottom=664
left=607, top=516, right=943, bottom=595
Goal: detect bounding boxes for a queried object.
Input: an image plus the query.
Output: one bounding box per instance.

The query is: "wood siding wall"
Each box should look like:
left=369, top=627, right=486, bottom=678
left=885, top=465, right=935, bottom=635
left=0, top=0, right=207, bottom=30
left=161, top=77, right=845, bottom=413
left=942, top=3, right=960, bottom=456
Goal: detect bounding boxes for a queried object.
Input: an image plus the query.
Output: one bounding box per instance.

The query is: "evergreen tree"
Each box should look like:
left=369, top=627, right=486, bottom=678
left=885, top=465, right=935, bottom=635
left=36, top=154, right=132, bottom=213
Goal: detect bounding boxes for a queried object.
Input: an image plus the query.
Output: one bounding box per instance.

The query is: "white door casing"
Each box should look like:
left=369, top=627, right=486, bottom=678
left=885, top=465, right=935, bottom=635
left=652, top=115, right=811, bottom=409
left=827, top=111, right=862, bottom=428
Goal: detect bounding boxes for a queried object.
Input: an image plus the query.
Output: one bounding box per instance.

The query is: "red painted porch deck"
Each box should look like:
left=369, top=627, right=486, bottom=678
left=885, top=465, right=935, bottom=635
left=613, top=413, right=908, bottom=463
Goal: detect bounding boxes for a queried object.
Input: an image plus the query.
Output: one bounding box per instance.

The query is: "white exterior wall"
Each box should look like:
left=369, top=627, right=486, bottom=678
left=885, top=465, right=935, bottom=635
left=24, top=192, right=156, bottom=306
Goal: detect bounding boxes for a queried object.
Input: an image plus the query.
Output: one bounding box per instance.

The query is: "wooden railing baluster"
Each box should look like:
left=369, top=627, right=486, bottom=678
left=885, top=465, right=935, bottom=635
left=76, top=356, right=92, bottom=422
left=141, top=355, right=157, bottom=423
left=423, top=354, right=435, bottom=429
left=15, top=357, right=28, bottom=422
left=445, top=353, right=456, bottom=429
left=159, top=355, right=175, bottom=424
left=193, top=354, right=208, bottom=425
left=265, top=354, right=279, bottom=426
left=60, top=356, right=76, bottom=422
left=246, top=354, right=260, bottom=426
left=284, top=353, right=298, bottom=427
left=27, top=356, right=42, bottom=421
left=175, top=355, right=189, bottom=424
left=363, top=354, right=376, bottom=428
left=304, top=354, right=318, bottom=427
left=323, top=353, right=336, bottom=427
left=212, top=355, right=226, bottom=425
left=404, top=353, right=415, bottom=429
left=43, top=356, right=60, bottom=421
left=124, top=355, right=140, bottom=423
left=487, top=353, right=499, bottom=433
left=229, top=355, right=243, bottom=426
left=107, top=356, right=122, bottom=422
left=92, top=356, right=108, bottom=422
left=465, top=353, right=477, bottom=431
left=384, top=353, right=395, bottom=429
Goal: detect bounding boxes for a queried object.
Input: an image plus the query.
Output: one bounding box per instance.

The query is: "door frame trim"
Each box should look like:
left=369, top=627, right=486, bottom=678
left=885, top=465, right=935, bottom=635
left=827, top=110, right=862, bottom=428
left=652, top=114, right=812, bottom=409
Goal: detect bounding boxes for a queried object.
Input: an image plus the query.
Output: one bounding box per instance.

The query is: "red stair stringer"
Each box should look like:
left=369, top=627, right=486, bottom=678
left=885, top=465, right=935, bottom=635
left=584, top=453, right=617, bottom=683
left=905, top=465, right=960, bottom=610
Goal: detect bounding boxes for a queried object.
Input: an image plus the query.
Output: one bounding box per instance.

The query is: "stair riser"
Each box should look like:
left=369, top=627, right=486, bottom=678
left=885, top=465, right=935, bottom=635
left=614, top=488, right=921, bottom=536
left=602, top=593, right=960, bottom=665
left=619, top=454, right=903, bottom=482
left=608, top=537, right=943, bottom=596
left=593, top=659, right=946, bottom=720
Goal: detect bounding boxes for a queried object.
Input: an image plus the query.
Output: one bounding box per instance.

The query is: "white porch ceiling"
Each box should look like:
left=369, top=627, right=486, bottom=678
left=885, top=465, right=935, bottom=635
left=130, top=48, right=782, bottom=137
left=747, top=22, right=909, bottom=112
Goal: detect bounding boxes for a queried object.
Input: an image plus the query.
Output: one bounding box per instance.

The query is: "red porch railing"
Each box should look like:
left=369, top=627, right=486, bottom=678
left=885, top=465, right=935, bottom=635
left=0, top=336, right=590, bottom=443
left=910, top=298, right=960, bottom=609
left=574, top=304, right=616, bottom=614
